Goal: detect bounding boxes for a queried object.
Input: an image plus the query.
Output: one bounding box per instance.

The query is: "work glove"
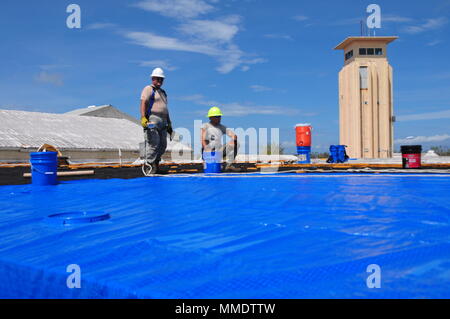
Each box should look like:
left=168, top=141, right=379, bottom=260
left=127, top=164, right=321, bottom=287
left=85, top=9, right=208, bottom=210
left=141, top=117, right=149, bottom=129
left=167, top=123, right=174, bottom=141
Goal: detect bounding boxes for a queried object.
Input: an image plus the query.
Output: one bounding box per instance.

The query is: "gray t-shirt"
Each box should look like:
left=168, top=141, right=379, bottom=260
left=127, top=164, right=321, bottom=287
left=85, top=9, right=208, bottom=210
left=202, top=122, right=232, bottom=149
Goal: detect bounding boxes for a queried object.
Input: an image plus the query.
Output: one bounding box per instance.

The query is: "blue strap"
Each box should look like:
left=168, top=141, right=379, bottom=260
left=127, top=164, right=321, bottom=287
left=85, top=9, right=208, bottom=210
left=145, top=88, right=156, bottom=118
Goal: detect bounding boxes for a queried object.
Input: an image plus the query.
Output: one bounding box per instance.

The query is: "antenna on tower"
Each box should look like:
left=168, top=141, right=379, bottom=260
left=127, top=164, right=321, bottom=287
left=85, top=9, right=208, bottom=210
left=360, top=18, right=370, bottom=37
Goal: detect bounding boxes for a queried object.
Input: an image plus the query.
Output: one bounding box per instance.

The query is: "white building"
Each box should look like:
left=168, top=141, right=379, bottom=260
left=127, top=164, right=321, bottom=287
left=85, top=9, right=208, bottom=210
left=66, top=104, right=140, bottom=125
left=0, top=106, right=192, bottom=164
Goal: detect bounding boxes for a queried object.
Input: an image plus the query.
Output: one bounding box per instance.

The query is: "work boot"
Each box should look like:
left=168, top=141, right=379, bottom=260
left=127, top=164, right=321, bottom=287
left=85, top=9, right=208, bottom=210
left=154, top=160, right=161, bottom=174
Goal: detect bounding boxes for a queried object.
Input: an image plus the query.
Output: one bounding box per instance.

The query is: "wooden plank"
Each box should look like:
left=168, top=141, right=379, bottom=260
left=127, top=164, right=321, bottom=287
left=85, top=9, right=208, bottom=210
left=24, top=170, right=95, bottom=178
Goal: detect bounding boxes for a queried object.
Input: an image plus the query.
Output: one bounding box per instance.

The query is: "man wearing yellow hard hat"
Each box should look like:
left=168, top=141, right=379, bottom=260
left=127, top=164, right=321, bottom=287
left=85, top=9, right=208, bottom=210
left=201, top=107, right=240, bottom=171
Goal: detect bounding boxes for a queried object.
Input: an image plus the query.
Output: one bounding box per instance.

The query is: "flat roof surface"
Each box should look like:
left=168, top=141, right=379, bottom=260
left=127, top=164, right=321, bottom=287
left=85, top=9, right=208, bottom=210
left=1, top=174, right=449, bottom=298
left=335, top=36, right=399, bottom=50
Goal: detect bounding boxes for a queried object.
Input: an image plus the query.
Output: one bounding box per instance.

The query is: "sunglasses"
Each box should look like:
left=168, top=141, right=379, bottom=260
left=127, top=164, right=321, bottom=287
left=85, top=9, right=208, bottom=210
left=152, top=77, right=164, bottom=82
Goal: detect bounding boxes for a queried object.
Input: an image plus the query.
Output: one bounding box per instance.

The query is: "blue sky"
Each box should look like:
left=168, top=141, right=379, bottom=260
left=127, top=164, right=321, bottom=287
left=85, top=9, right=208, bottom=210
left=1, top=0, right=449, bottom=152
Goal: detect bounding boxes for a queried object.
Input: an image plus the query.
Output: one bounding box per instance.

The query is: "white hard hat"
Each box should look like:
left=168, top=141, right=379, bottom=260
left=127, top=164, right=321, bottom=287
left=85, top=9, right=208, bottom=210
left=151, top=67, right=165, bottom=79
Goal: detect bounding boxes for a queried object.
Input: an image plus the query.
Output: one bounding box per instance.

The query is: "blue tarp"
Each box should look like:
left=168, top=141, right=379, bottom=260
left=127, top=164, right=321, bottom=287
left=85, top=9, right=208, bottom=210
left=0, top=173, right=449, bottom=298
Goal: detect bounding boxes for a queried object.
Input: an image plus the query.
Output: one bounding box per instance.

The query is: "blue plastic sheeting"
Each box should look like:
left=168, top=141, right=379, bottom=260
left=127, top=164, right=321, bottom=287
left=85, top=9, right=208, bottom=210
left=1, top=173, right=450, bottom=299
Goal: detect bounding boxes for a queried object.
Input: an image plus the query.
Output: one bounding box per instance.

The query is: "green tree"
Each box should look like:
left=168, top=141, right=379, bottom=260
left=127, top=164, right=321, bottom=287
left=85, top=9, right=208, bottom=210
left=430, top=146, right=450, bottom=156
left=262, top=143, right=285, bottom=155
left=311, top=152, right=330, bottom=159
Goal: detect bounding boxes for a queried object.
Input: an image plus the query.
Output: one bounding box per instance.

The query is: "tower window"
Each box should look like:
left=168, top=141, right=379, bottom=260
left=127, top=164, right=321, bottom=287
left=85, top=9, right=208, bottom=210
left=345, top=50, right=354, bottom=60
left=367, top=48, right=375, bottom=55
left=360, top=66, right=368, bottom=89
left=375, top=48, right=383, bottom=55
left=359, top=48, right=367, bottom=55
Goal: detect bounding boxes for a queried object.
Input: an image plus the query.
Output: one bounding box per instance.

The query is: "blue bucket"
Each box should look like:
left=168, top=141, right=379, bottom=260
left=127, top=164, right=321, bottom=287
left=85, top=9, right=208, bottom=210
left=205, top=163, right=222, bottom=173
left=297, top=146, right=311, bottom=164
left=30, top=152, right=58, bottom=186
left=337, top=145, right=347, bottom=163
left=329, top=145, right=339, bottom=163
left=328, top=145, right=348, bottom=163
left=203, top=151, right=222, bottom=173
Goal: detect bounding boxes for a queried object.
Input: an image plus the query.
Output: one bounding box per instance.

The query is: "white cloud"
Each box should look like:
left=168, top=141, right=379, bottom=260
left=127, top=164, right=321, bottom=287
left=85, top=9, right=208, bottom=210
left=210, top=102, right=299, bottom=117
left=264, top=34, right=293, bottom=41
left=293, top=15, right=309, bottom=21
left=427, top=40, right=443, bottom=46
left=126, top=2, right=264, bottom=73
left=244, top=57, right=268, bottom=64
left=175, top=16, right=250, bottom=73
left=132, top=0, right=214, bottom=19
left=382, top=15, right=414, bottom=23
left=402, top=17, right=448, bottom=34
left=124, top=29, right=265, bottom=74
left=34, top=71, right=64, bottom=86
left=125, top=31, right=220, bottom=55
left=332, top=14, right=412, bottom=27
left=39, top=64, right=71, bottom=70
left=177, top=94, right=206, bottom=104
left=395, top=134, right=450, bottom=144
left=178, top=94, right=299, bottom=117
left=86, top=23, right=117, bottom=30
left=331, top=17, right=361, bottom=26
left=215, top=45, right=244, bottom=73
left=250, top=85, right=272, bottom=92
left=139, top=60, right=177, bottom=71
left=397, top=109, right=450, bottom=121
left=177, top=19, right=240, bottom=43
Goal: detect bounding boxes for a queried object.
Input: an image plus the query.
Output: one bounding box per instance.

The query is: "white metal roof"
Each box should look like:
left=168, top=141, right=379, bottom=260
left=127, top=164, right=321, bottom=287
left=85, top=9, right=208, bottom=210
left=65, top=105, right=141, bottom=125
left=0, top=109, right=191, bottom=152
left=65, top=105, right=110, bottom=115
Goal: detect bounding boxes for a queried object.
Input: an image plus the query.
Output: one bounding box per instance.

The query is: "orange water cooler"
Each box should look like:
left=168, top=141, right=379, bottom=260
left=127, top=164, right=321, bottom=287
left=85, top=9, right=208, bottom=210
left=295, top=124, right=312, bottom=164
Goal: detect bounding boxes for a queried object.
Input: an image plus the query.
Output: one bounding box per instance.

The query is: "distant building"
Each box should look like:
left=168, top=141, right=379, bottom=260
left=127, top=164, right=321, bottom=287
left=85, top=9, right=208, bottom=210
left=66, top=104, right=140, bottom=125
left=335, top=36, right=397, bottom=158
left=0, top=107, right=192, bottom=164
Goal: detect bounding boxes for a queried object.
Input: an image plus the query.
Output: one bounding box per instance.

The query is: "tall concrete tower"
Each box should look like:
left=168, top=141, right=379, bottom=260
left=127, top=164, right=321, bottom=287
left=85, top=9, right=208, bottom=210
left=335, top=36, right=398, bottom=159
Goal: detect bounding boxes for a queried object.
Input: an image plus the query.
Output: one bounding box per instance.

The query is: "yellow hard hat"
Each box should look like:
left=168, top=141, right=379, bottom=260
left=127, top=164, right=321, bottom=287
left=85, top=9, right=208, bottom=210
left=207, top=106, right=223, bottom=118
